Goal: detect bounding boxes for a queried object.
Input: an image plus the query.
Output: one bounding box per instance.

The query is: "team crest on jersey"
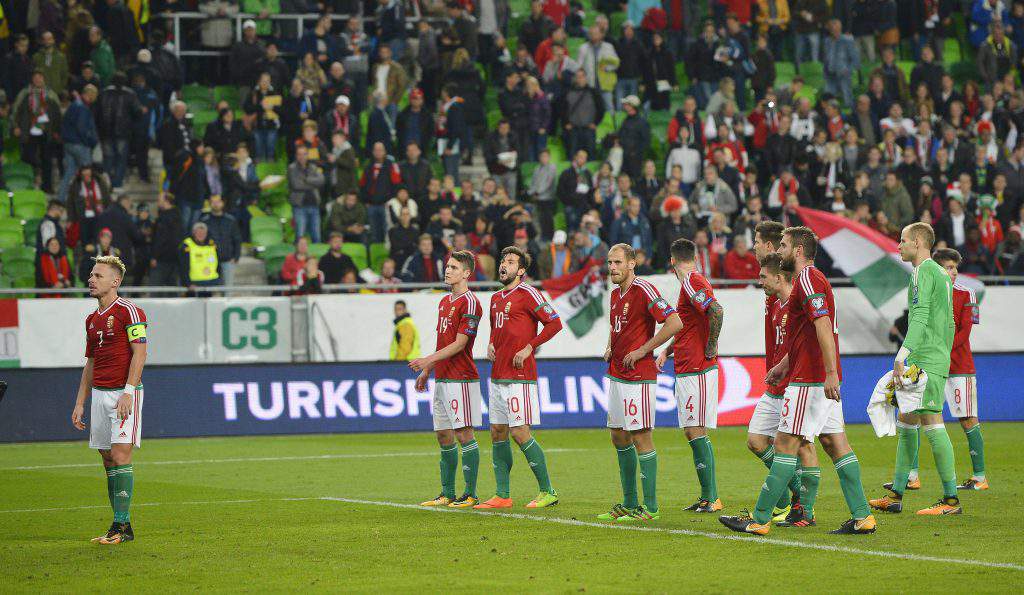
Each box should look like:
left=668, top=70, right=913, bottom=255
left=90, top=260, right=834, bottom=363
left=810, top=296, right=825, bottom=310
left=106, top=316, right=115, bottom=330
left=622, top=302, right=630, bottom=316
left=467, top=318, right=478, bottom=330
left=542, top=304, right=554, bottom=315
left=448, top=307, right=456, bottom=318
left=781, top=313, right=788, bottom=326
left=694, top=290, right=707, bottom=304
left=504, top=301, right=512, bottom=314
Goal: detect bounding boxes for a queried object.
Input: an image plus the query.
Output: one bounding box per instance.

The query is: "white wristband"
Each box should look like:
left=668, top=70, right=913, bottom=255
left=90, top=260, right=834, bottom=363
left=895, top=346, right=910, bottom=364
left=123, top=384, right=136, bottom=394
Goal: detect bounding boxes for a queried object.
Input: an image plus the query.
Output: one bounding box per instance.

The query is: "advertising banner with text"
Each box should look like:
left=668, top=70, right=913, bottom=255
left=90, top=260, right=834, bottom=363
left=2, top=355, right=1021, bottom=442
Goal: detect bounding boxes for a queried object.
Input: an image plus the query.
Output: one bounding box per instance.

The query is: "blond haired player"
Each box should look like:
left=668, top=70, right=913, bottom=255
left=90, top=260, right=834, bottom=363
left=71, top=256, right=148, bottom=545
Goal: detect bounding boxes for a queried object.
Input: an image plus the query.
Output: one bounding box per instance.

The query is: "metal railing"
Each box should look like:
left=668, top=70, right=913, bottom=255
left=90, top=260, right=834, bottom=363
left=163, top=11, right=444, bottom=59
left=3, top=276, right=1022, bottom=297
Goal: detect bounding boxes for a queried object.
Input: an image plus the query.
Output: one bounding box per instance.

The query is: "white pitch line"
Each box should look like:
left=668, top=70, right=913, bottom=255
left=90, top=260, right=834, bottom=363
left=323, top=497, right=1024, bottom=573
left=1, top=448, right=602, bottom=471
left=3, top=494, right=1023, bottom=572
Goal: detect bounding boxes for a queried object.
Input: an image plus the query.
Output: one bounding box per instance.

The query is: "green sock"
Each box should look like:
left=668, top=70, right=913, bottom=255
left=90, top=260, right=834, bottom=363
left=964, top=424, right=986, bottom=479
left=755, top=446, right=795, bottom=509
left=492, top=440, right=513, bottom=498
left=616, top=444, right=639, bottom=509
left=439, top=443, right=458, bottom=499
left=105, top=466, right=116, bottom=511
left=520, top=438, right=553, bottom=494
left=460, top=440, right=480, bottom=498
left=110, top=465, right=133, bottom=523
left=753, top=453, right=797, bottom=524
left=637, top=449, right=658, bottom=513
left=800, top=466, right=821, bottom=519
left=833, top=452, right=871, bottom=519
left=688, top=436, right=717, bottom=500
left=910, top=426, right=920, bottom=479
left=924, top=424, right=958, bottom=498
left=891, top=423, right=920, bottom=496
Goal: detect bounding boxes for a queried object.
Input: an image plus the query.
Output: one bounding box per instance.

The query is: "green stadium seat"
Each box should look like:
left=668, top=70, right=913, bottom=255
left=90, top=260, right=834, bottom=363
left=270, top=202, right=292, bottom=221
left=308, top=242, right=329, bottom=258
left=5, top=161, right=31, bottom=178
left=0, top=274, right=11, bottom=289
left=1, top=245, right=35, bottom=264
left=260, top=242, right=293, bottom=260
left=4, top=176, right=33, bottom=191
left=250, top=215, right=281, bottom=233
left=251, top=228, right=283, bottom=249
left=341, top=243, right=369, bottom=270
left=369, top=242, right=389, bottom=272
left=2, top=259, right=34, bottom=280
left=256, top=162, right=286, bottom=178
left=0, top=219, right=23, bottom=250
left=21, top=218, right=41, bottom=245
left=11, top=275, right=35, bottom=289
left=214, top=85, right=240, bottom=105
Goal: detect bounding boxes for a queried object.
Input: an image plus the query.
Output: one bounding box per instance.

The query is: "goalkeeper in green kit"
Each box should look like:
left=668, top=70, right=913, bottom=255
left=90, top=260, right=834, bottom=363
left=869, top=222, right=961, bottom=515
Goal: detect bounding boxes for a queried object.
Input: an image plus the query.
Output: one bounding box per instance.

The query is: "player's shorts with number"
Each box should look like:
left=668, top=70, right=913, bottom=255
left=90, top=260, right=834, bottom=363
left=432, top=381, right=483, bottom=431
left=606, top=378, right=656, bottom=431
left=748, top=392, right=784, bottom=437
left=674, top=366, right=718, bottom=428
left=945, top=375, right=978, bottom=418
left=778, top=384, right=844, bottom=441
left=89, top=386, right=144, bottom=450
left=488, top=381, right=540, bottom=428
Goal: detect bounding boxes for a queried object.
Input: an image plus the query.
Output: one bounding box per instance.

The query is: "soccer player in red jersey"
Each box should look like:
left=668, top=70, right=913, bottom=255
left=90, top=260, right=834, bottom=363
left=748, top=222, right=818, bottom=526
left=895, top=248, right=988, bottom=492
left=410, top=250, right=485, bottom=509
left=475, top=246, right=564, bottom=510
left=655, top=238, right=725, bottom=513
left=596, top=244, right=682, bottom=523
left=70, top=256, right=148, bottom=545
left=720, top=227, right=876, bottom=535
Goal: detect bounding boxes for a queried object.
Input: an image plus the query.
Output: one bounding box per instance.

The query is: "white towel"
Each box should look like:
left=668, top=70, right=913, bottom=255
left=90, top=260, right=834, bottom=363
left=866, top=369, right=929, bottom=437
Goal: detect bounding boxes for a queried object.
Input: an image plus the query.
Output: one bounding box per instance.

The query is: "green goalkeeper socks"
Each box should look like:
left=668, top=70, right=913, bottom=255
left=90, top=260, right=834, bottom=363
left=492, top=440, right=514, bottom=498
left=800, top=466, right=820, bottom=519
left=520, top=438, right=553, bottom=494
left=964, top=424, right=986, bottom=479
left=833, top=452, right=871, bottom=519
left=460, top=440, right=480, bottom=498
left=924, top=424, right=958, bottom=498
left=689, top=436, right=717, bottom=501
left=439, top=443, right=459, bottom=499
left=637, top=449, right=658, bottom=513
left=109, top=465, right=133, bottom=523
left=891, top=422, right=920, bottom=496
left=616, top=444, right=639, bottom=509
left=753, top=453, right=797, bottom=524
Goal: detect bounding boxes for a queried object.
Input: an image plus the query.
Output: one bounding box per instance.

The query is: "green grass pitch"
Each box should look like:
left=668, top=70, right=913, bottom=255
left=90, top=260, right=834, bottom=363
left=2, top=423, right=1022, bottom=592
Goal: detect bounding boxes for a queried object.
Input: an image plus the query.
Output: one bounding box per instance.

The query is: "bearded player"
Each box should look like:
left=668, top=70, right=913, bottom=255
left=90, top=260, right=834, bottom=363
left=70, top=256, right=148, bottom=545
left=597, top=244, right=682, bottom=523
left=475, top=246, right=564, bottom=510
left=749, top=222, right=818, bottom=526
left=411, top=251, right=484, bottom=509
left=868, top=224, right=961, bottom=515
left=720, top=226, right=875, bottom=535
left=655, top=238, right=724, bottom=513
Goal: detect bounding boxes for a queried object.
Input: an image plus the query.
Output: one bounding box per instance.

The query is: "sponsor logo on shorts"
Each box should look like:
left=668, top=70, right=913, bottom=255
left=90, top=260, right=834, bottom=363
left=696, top=463, right=706, bottom=470
left=115, top=491, right=129, bottom=497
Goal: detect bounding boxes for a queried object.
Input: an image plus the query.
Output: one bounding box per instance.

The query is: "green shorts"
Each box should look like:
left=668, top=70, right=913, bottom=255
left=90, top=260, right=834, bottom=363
left=916, top=372, right=947, bottom=414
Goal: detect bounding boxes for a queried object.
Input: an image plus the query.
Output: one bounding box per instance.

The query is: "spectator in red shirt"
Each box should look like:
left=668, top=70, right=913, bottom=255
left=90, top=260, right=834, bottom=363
left=280, top=237, right=310, bottom=285
left=542, top=0, right=570, bottom=27
left=723, top=234, right=760, bottom=283
left=36, top=236, right=73, bottom=298
left=534, top=27, right=567, bottom=74
left=293, top=257, right=325, bottom=295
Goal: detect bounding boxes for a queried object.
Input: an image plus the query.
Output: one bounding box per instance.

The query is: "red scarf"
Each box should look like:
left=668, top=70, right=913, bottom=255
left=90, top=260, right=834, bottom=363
left=82, top=179, right=102, bottom=214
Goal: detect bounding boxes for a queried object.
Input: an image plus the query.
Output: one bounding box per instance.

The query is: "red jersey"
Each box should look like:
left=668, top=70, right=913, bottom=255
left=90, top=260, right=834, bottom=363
left=766, top=296, right=791, bottom=395
left=85, top=297, right=147, bottom=389
left=489, top=283, right=561, bottom=382
left=434, top=291, right=481, bottom=381
left=785, top=266, right=842, bottom=384
left=672, top=271, right=718, bottom=374
left=608, top=277, right=676, bottom=382
left=949, top=283, right=978, bottom=375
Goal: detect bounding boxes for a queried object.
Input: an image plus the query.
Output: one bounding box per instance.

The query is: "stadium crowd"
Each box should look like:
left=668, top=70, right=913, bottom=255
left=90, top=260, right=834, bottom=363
left=2, top=0, right=1024, bottom=295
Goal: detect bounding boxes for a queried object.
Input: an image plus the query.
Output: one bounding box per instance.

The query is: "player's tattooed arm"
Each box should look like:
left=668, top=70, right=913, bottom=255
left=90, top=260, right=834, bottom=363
left=705, top=301, right=723, bottom=359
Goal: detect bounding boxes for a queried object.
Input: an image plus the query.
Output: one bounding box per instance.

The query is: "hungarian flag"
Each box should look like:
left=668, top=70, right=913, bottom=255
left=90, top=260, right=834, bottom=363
left=541, top=262, right=606, bottom=337
left=794, top=207, right=911, bottom=307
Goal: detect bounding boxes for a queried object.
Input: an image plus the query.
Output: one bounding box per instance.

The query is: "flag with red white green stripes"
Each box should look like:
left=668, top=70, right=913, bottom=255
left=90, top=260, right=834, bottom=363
left=794, top=207, right=912, bottom=308
left=541, top=262, right=606, bottom=338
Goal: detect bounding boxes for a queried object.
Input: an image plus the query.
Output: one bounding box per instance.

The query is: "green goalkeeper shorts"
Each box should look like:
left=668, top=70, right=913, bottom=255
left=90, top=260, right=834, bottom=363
left=916, top=372, right=947, bottom=414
